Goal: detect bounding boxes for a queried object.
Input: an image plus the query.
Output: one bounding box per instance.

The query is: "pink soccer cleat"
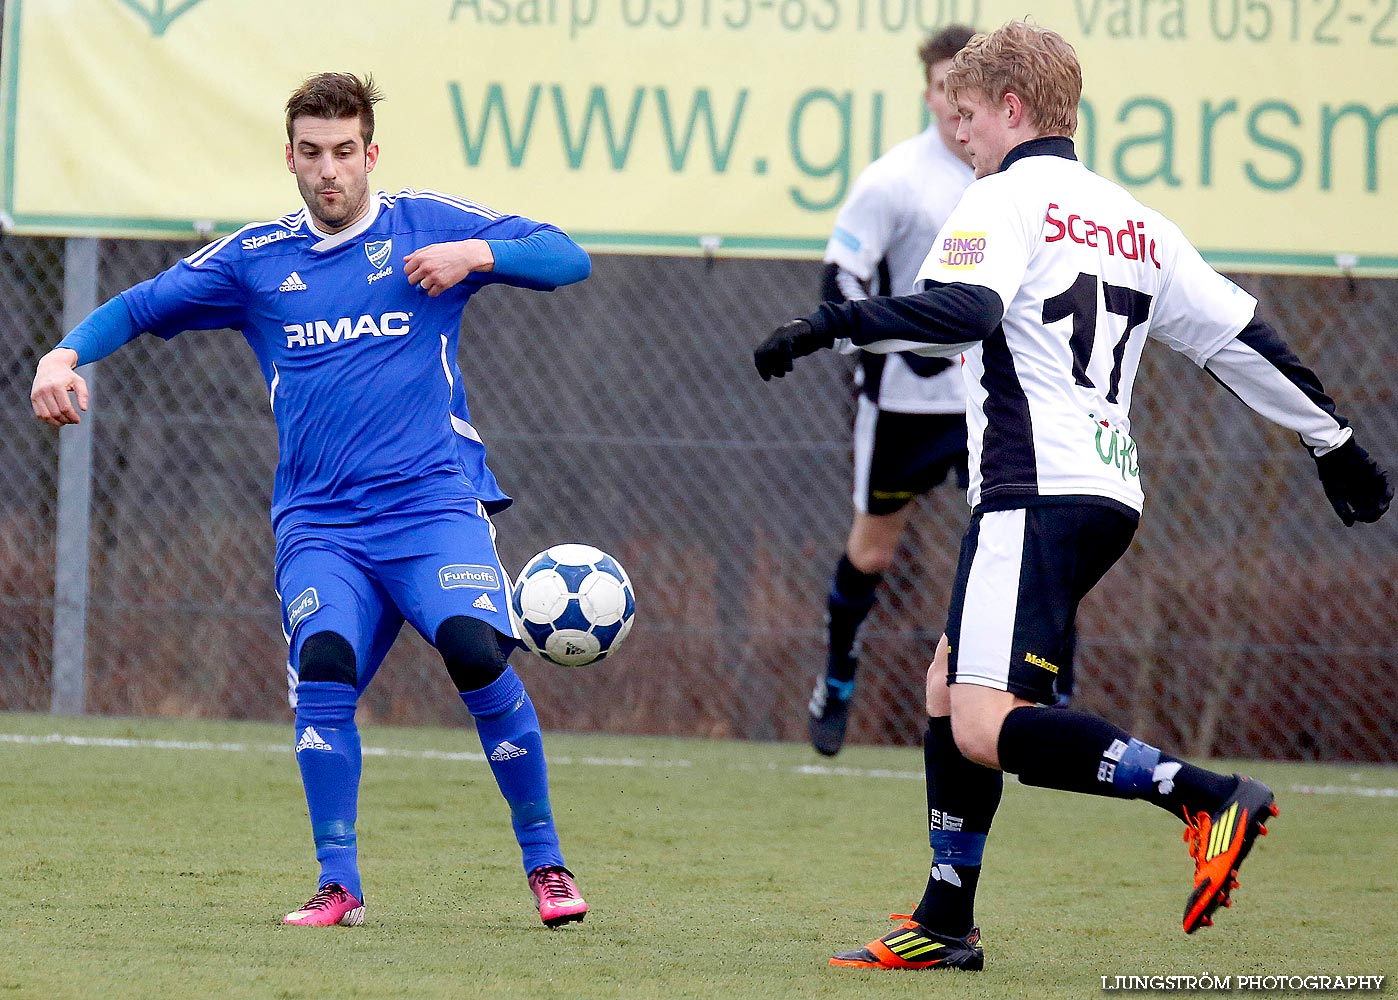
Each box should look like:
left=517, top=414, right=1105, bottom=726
left=528, top=865, right=588, bottom=928
left=282, top=882, right=365, bottom=927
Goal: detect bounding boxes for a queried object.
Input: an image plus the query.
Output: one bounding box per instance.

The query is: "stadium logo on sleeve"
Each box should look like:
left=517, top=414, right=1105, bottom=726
left=938, top=231, right=987, bottom=269
left=439, top=564, right=501, bottom=591
left=244, top=230, right=296, bottom=251
left=287, top=587, right=320, bottom=632
left=366, top=239, right=393, bottom=271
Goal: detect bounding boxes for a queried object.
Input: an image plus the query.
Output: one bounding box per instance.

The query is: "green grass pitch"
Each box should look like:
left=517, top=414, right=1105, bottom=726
left=2, top=711, right=1394, bottom=999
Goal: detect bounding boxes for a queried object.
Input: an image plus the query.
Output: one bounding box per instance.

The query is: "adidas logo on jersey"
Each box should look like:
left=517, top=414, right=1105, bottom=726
left=279, top=271, right=308, bottom=292
left=472, top=592, right=498, bottom=613
left=295, top=726, right=332, bottom=753
left=489, top=741, right=527, bottom=761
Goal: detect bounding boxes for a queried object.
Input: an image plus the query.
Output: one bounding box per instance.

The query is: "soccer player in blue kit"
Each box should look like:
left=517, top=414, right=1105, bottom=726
left=31, top=73, right=592, bottom=929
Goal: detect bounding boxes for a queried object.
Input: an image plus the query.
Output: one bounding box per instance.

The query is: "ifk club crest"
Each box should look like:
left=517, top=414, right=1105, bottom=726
left=366, top=240, right=393, bottom=271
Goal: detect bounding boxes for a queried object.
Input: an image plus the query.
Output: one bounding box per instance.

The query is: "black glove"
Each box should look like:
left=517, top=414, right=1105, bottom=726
left=1314, top=437, right=1392, bottom=526
left=753, top=319, right=834, bottom=381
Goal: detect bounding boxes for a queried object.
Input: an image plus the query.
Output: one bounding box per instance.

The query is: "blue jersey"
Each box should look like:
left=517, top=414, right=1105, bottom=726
left=120, top=189, right=587, bottom=534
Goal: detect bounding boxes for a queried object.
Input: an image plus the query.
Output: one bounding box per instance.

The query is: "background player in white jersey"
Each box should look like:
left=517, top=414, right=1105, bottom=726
left=755, top=21, right=1391, bottom=968
left=807, top=24, right=979, bottom=757
left=31, top=74, right=595, bottom=930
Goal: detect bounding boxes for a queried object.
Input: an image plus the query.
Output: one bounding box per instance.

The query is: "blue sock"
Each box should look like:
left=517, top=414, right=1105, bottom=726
left=461, top=667, right=564, bottom=874
left=293, top=681, right=362, bottom=899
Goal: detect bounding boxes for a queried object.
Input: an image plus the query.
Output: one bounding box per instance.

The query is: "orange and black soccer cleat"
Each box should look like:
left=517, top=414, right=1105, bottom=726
left=830, top=915, right=984, bottom=971
left=1181, top=776, right=1278, bottom=934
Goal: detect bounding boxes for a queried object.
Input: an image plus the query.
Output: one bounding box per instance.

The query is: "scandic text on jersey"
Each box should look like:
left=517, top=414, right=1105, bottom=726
left=284, top=311, right=412, bottom=348
left=1045, top=203, right=1161, bottom=269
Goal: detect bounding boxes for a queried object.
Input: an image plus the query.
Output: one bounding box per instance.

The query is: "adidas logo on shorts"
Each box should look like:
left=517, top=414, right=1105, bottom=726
left=296, top=726, right=333, bottom=753
left=490, top=741, right=527, bottom=761
left=472, top=592, right=498, bottom=613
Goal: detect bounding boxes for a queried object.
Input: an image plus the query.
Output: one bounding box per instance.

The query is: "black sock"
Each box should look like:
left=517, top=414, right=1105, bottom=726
left=911, top=717, right=1002, bottom=937
left=826, top=554, right=881, bottom=682
left=997, top=706, right=1236, bottom=817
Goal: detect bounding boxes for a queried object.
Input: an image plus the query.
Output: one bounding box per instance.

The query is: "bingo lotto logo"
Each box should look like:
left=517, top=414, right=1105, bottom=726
left=939, top=232, right=987, bottom=270
left=438, top=564, right=501, bottom=591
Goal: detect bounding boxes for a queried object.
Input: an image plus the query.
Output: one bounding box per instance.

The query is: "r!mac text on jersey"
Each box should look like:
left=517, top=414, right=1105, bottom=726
left=283, top=312, right=412, bottom=348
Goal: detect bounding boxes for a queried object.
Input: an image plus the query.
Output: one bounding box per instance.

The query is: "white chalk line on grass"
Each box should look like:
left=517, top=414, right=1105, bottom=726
left=2, top=732, right=1394, bottom=799
left=0, top=732, right=691, bottom=770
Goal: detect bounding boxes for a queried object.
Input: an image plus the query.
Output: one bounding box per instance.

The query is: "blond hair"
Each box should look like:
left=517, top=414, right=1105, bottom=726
left=945, top=21, right=1081, bottom=136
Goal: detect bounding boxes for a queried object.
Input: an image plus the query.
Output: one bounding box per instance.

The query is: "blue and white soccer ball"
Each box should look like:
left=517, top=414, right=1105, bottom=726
left=511, top=544, right=636, bottom=667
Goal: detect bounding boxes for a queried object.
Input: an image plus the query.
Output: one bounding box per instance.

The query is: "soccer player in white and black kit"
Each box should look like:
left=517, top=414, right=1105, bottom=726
left=808, top=25, right=978, bottom=756
left=756, top=21, right=1390, bottom=968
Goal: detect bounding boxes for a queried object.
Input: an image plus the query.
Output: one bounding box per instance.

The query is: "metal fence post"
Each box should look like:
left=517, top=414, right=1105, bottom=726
left=51, top=237, right=99, bottom=716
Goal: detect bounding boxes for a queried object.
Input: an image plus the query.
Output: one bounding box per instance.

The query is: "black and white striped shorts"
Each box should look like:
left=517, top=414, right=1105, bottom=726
left=852, top=397, right=968, bottom=516
left=945, top=501, right=1137, bottom=704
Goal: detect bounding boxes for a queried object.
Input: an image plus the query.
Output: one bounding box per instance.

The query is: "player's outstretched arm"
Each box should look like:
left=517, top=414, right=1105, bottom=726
left=1201, top=319, right=1391, bottom=526
left=753, top=281, right=1000, bottom=381
left=31, top=295, right=144, bottom=427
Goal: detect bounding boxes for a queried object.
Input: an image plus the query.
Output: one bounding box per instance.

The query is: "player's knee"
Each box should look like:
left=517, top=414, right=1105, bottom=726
left=845, top=536, right=894, bottom=575
left=294, top=633, right=358, bottom=729
left=846, top=518, right=901, bottom=573
left=297, top=630, right=357, bottom=687
left=950, top=710, right=1001, bottom=768
left=855, top=545, right=896, bottom=575
left=436, top=615, right=508, bottom=692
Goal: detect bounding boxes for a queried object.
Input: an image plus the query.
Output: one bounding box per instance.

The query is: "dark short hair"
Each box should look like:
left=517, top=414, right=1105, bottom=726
left=285, top=73, right=383, bottom=146
left=919, top=24, right=978, bottom=82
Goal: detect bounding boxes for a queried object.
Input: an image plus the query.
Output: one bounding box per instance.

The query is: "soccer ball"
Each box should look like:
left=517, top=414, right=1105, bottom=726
left=511, top=544, right=635, bottom=667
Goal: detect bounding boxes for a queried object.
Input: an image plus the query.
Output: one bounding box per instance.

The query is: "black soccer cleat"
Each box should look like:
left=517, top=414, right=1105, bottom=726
left=830, top=916, right=984, bottom=970
left=808, top=677, right=853, bottom=756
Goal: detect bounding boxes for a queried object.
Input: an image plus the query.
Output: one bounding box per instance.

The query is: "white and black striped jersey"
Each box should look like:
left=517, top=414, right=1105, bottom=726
left=810, top=137, right=1352, bottom=514
left=823, top=127, right=973, bottom=414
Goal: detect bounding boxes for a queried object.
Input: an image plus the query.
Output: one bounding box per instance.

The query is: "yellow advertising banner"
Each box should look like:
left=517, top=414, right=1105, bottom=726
left=2, top=0, right=1395, bottom=272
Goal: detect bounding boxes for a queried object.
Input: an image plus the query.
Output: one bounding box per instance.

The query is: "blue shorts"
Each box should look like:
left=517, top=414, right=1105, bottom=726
left=275, top=501, right=518, bottom=698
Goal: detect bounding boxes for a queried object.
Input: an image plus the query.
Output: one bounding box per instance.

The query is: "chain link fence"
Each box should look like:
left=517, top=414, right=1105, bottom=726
left=2, top=233, right=1395, bottom=761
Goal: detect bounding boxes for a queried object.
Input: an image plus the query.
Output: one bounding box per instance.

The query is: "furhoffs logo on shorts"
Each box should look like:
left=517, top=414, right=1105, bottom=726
left=438, top=564, right=501, bottom=591
left=287, top=587, right=320, bottom=631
